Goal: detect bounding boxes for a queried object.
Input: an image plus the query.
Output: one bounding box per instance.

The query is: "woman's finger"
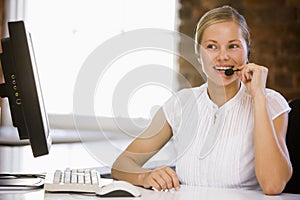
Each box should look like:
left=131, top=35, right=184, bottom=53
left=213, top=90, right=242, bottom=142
left=150, top=166, right=180, bottom=191
left=152, top=172, right=167, bottom=190
left=165, top=167, right=180, bottom=190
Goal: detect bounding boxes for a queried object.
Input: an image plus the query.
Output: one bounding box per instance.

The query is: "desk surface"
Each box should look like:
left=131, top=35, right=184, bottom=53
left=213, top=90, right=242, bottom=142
left=0, top=129, right=299, bottom=199
left=0, top=128, right=174, bottom=173
left=0, top=185, right=299, bottom=200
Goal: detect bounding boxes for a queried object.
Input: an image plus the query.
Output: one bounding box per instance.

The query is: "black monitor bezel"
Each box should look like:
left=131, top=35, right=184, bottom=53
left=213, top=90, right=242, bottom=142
left=0, top=21, right=51, bottom=157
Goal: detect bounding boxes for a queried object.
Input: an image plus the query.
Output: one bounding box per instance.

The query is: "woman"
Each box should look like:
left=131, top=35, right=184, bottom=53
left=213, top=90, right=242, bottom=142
left=111, top=5, right=292, bottom=195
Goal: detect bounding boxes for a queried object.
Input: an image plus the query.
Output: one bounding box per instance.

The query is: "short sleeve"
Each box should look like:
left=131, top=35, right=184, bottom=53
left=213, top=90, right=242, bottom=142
left=162, top=90, right=185, bottom=134
left=162, top=87, right=201, bottom=134
left=266, top=89, right=291, bottom=120
left=162, top=94, right=176, bottom=129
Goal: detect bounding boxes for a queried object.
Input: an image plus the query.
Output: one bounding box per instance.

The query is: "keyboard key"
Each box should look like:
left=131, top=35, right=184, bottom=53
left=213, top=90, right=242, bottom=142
left=78, top=174, right=84, bottom=184
left=53, top=170, right=62, bottom=184
left=91, top=170, right=98, bottom=185
left=64, top=168, right=71, bottom=184
left=71, top=169, right=77, bottom=184
left=84, top=170, right=91, bottom=184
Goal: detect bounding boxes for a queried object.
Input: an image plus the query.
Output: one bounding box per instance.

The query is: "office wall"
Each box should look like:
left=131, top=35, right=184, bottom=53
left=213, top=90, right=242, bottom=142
left=0, top=0, right=4, bottom=40
left=0, top=0, right=5, bottom=54
left=0, top=0, right=5, bottom=121
left=178, top=0, right=300, bottom=100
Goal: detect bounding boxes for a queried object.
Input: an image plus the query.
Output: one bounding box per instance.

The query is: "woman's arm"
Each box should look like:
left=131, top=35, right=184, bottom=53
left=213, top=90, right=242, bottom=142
left=253, top=95, right=292, bottom=195
left=111, top=108, right=180, bottom=191
left=240, top=63, right=293, bottom=195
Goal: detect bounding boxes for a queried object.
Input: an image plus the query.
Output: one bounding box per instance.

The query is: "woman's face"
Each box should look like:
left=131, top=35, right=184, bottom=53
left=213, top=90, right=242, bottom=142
left=199, top=21, right=248, bottom=86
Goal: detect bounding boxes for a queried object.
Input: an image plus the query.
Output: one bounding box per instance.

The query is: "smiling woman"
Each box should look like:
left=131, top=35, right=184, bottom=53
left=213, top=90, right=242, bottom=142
left=111, top=5, right=293, bottom=195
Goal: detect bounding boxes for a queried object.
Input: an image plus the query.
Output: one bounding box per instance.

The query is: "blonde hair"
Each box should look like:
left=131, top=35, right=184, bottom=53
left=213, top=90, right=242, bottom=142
left=194, top=5, right=250, bottom=58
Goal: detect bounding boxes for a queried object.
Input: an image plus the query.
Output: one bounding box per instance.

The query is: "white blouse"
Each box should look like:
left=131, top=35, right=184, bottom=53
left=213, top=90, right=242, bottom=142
left=162, top=83, right=291, bottom=190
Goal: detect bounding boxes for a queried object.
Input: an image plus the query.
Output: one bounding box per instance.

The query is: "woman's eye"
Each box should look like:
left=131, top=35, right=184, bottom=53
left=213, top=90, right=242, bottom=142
left=229, top=44, right=239, bottom=49
left=207, top=44, right=217, bottom=49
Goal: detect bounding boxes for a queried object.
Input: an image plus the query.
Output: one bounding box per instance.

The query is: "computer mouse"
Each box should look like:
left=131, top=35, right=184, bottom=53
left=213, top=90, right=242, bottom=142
left=96, top=180, right=141, bottom=197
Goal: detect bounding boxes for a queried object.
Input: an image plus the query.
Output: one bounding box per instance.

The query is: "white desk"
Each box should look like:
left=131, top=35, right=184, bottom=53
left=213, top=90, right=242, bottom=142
left=0, top=128, right=175, bottom=173
left=0, top=185, right=299, bottom=200
left=0, top=128, right=299, bottom=199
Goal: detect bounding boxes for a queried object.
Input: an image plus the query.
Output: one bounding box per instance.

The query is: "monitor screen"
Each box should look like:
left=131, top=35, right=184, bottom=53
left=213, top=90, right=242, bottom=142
left=0, top=21, right=51, bottom=157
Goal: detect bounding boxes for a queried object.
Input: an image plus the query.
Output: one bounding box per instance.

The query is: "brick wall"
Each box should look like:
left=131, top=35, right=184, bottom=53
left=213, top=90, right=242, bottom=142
left=178, top=0, right=300, bottom=100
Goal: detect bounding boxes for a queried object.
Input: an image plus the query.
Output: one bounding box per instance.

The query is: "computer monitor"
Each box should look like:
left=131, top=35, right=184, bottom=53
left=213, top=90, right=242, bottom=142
left=0, top=21, right=51, bottom=157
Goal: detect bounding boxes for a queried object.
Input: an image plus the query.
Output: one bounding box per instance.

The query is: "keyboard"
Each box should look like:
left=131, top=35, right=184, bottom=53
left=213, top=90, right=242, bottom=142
left=44, top=168, right=101, bottom=193
left=44, top=168, right=141, bottom=197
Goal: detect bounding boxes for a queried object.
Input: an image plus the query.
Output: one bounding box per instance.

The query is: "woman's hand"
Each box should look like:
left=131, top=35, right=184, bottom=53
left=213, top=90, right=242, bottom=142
left=140, top=165, right=180, bottom=191
left=237, top=63, right=268, bottom=98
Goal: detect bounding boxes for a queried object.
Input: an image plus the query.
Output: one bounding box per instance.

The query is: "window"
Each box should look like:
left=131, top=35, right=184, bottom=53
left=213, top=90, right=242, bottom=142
left=2, top=0, right=179, bottom=132
left=24, top=0, right=178, bottom=120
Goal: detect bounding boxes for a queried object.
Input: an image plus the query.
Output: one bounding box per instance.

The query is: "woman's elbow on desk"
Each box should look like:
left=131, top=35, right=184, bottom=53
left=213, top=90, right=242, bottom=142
left=261, top=183, right=285, bottom=195
left=259, top=175, right=292, bottom=195
left=111, top=167, right=119, bottom=180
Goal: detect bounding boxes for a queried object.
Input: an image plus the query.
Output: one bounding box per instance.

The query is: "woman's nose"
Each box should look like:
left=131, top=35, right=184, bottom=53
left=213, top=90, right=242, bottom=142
left=217, top=48, right=229, bottom=61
